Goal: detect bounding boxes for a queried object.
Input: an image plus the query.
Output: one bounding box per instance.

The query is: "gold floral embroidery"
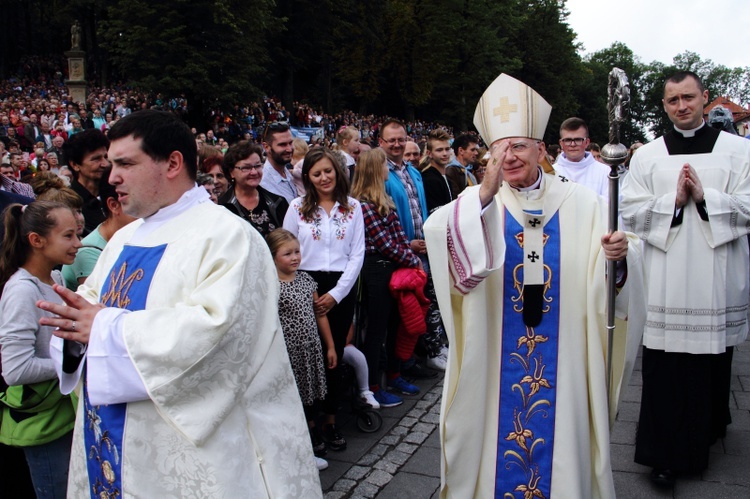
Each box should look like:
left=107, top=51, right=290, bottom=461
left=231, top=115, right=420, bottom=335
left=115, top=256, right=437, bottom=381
left=86, top=404, right=121, bottom=498
left=514, top=467, right=546, bottom=499
left=520, top=356, right=552, bottom=397
left=517, top=326, right=549, bottom=357
left=501, top=228, right=555, bottom=497
left=505, top=409, right=534, bottom=452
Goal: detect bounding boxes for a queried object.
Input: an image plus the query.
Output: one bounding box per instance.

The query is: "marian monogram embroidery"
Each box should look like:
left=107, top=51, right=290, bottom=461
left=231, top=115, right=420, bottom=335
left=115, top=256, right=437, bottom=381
left=85, top=243, right=167, bottom=498
left=101, top=263, right=145, bottom=308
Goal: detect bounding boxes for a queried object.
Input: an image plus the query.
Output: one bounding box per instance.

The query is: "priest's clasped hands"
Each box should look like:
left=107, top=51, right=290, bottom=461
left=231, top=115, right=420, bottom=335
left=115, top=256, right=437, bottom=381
left=675, top=163, right=704, bottom=208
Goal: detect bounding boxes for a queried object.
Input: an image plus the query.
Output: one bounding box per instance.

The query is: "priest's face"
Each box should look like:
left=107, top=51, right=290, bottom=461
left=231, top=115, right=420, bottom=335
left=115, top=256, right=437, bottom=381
left=496, top=138, right=545, bottom=189
left=108, top=135, right=171, bottom=218
left=663, top=76, right=708, bottom=130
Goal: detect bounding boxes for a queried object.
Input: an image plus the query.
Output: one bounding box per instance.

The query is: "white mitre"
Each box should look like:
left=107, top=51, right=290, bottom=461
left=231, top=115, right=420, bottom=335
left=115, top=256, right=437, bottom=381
left=473, top=73, right=552, bottom=144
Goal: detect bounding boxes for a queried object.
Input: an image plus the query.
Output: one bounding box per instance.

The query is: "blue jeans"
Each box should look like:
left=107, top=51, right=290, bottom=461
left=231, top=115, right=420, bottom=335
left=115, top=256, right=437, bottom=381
left=23, top=431, right=73, bottom=499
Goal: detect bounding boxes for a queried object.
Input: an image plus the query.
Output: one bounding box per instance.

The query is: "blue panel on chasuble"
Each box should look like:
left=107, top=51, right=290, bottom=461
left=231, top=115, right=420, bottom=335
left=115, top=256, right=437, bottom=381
left=83, top=244, right=168, bottom=499
left=495, top=210, right=560, bottom=499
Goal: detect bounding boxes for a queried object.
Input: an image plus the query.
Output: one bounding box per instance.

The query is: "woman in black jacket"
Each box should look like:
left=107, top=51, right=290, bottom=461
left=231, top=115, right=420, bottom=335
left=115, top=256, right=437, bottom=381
left=218, top=140, right=288, bottom=237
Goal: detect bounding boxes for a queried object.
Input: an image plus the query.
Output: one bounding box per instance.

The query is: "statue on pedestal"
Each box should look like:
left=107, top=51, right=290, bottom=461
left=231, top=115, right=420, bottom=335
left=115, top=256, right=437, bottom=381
left=71, top=22, right=81, bottom=50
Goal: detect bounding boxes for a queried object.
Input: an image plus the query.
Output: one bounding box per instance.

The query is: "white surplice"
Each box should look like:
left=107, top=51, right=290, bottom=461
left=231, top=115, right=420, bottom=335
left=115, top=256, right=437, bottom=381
left=554, top=151, right=611, bottom=199
left=620, top=132, right=750, bottom=354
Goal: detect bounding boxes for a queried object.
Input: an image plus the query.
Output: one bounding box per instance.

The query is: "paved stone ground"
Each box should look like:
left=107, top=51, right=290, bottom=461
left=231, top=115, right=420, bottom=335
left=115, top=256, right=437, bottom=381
left=322, top=338, right=750, bottom=498
left=320, top=374, right=443, bottom=499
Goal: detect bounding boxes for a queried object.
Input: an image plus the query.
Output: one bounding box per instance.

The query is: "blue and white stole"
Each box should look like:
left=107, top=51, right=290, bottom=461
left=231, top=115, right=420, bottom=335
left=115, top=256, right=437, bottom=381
left=494, top=177, right=568, bottom=498
left=83, top=244, right=167, bottom=499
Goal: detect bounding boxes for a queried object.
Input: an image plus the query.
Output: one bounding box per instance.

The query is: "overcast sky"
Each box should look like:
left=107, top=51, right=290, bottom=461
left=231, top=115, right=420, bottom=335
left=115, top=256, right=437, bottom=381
left=565, top=0, right=748, bottom=68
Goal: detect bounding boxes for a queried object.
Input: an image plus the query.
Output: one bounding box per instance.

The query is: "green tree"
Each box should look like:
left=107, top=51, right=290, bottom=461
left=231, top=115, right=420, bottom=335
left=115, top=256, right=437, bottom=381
left=99, top=0, right=275, bottom=117
left=580, top=42, right=647, bottom=146
left=332, top=2, right=389, bottom=112
left=430, top=0, right=522, bottom=131
left=511, top=0, right=584, bottom=141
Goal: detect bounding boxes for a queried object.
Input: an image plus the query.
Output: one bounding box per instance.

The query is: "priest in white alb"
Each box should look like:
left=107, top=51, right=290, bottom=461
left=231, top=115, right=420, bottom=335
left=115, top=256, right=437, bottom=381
left=621, top=70, right=750, bottom=487
left=424, top=74, right=645, bottom=499
left=37, top=110, right=321, bottom=498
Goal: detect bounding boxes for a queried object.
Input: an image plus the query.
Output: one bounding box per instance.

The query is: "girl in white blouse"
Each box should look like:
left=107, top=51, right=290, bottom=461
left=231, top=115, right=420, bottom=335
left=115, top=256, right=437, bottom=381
left=283, top=148, right=364, bottom=454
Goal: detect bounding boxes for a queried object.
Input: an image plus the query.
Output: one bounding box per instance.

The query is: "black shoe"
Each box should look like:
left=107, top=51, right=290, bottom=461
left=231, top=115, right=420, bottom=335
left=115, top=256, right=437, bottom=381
left=402, top=362, right=438, bottom=379
left=310, top=426, right=327, bottom=457
left=322, top=424, right=347, bottom=451
left=650, top=468, right=675, bottom=487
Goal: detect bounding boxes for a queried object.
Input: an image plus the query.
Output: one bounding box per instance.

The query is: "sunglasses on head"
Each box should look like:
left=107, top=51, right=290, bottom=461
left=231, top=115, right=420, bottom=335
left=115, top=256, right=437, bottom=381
left=262, top=121, right=290, bottom=142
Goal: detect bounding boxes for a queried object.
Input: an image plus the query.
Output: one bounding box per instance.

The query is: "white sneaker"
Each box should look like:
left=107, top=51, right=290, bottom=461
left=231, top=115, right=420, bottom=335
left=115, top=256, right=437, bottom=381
left=315, top=456, right=328, bottom=471
left=359, top=390, right=380, bottom=409
left=426, top=347, right=448, bottom=371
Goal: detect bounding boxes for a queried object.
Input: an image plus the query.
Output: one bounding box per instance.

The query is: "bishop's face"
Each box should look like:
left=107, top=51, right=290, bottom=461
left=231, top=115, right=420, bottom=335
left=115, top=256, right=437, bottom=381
left=495, top=137, right=545, bottom=189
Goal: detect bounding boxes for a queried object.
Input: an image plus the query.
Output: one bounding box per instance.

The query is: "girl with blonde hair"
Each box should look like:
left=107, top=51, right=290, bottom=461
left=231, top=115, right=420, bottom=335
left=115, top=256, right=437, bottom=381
left=336, top=126, right=361, bottom=176
left=283, top=147, right=364, bottom=453
left=350, top=148, right=421, bottom=408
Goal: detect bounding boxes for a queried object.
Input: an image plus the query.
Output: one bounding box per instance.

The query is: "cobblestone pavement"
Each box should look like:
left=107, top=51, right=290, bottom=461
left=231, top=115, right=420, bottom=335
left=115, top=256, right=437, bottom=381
left=321, top=375, right=443, bottom=499
left=322, top=338, right=750, bottom=498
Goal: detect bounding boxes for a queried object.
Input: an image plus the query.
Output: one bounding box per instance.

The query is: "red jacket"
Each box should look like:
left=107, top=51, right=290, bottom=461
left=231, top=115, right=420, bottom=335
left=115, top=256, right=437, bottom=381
left=389, top=267, right=429, bottom=361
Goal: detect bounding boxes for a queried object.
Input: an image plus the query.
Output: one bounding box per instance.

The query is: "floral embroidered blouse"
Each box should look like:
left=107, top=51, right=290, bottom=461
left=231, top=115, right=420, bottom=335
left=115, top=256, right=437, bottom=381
left=282, top=196, right=365, bottom=303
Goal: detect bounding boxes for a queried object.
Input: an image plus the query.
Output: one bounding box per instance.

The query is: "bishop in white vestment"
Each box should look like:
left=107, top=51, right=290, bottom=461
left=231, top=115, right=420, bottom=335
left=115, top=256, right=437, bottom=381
left=425, top=74, right=645, bottom=499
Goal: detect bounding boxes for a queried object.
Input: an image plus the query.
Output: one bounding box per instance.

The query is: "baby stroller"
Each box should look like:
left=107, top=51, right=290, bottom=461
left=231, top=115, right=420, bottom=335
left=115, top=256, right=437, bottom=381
left=337, top=362, right=383, bottom=433
left=333, top=279, right=383, bottom=433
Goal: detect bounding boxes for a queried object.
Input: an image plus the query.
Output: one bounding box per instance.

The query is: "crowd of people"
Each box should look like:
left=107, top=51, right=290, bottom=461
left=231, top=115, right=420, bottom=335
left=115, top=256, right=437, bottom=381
left=1, top=61, right=748, bottom=499
left=0, top=94, right=469, bottom=496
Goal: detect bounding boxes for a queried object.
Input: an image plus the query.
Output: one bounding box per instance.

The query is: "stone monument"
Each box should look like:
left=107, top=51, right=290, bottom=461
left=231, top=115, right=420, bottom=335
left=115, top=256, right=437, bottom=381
left=65, top=22, right=87, bottom=105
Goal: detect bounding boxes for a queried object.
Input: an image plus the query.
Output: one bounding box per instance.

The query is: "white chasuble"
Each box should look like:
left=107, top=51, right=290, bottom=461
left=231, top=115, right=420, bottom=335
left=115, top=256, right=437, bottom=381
left=68, top=201, right=321, bottom=498
left=425, top=174, right=644, bottom=499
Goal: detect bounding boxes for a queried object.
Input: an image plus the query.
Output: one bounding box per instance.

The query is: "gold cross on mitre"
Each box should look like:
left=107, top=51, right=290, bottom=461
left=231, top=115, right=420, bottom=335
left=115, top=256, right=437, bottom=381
left=493, top=96, right=518, bottom=123
left=473, top=73, right=552, bottom=145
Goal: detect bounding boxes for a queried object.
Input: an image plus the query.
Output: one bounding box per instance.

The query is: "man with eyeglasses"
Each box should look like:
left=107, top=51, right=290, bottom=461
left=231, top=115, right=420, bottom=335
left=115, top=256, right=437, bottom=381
left=553, top=117, right=610, bottom=198
left=260, top=122, right=298, bottom=203
left=621, top=70, right=750, bottom=488
left=380, top=119, right=447, bottom=379
left=424, top=74, right=644, bottom=498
